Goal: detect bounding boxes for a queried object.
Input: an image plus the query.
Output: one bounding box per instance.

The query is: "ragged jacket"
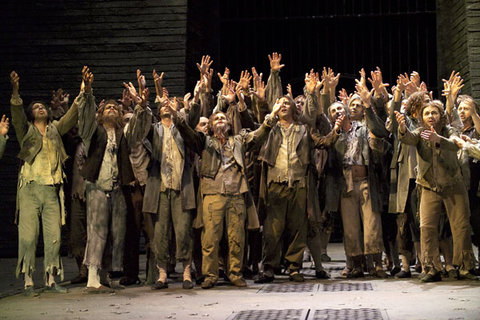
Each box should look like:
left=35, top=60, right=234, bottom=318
left=10, top=92, right=81, bottom=225
left=78, top=92, right=134, bottom=187
left=174, top=106, right=275, bottom=230
left=126, top=104, right=196, bottom=214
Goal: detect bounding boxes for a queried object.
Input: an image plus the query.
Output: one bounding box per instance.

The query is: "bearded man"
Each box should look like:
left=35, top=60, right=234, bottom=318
left=173, top=86, right=279, bottom=289
left=78, top=68, right=135, bottom=292
left=10, top=69, right=83, bottom=296
left=125, top=76, right=200, bottom=290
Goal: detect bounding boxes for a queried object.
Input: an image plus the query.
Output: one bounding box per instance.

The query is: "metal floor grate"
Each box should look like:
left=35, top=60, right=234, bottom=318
left=319, top=282, right=373, bottom=292
left=228, top=309, right=308, bottom=320
left=259, top=283, right=317, bottom=293
left=308, top=308, right=384, bottom=320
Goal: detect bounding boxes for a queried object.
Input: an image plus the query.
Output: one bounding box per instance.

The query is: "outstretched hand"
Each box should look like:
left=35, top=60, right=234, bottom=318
left=10, top=71, right=19, bottom=95
left=420, top=126, right=441, bottom=144
left=268, top=52, right=285, bottom=71
left=0, top=114, right=9, bottom=137
left=394, top=110, right=407, bottom=133
left=82, top=66, right=94, bottom=93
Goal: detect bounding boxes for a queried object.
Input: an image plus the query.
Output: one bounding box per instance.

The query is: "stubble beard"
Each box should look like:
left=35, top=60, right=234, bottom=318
left=213, top=122, right=229, bottom=142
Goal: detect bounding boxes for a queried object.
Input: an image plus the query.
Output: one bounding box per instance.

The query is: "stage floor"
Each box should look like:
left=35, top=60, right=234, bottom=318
left=1, top=243, right=479, bottom=320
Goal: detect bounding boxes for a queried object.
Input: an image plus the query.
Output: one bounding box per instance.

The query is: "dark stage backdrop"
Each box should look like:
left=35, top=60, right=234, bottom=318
left=0, top=0, right=437, bottom=257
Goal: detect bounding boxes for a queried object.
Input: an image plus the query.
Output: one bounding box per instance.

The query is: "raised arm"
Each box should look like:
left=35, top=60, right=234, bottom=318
left=9, top=71, right=29, bottom=143
left=266, top=52, right=284, bottom=111
left=355, top=78, right=389, bottom=138
left=241, top=99, right=281, bottom=152
left=0, top=115, right=9, bottom=159
left=77, top=66, right=97, bottom=154
left=396, top=110, right=420, bottom=146
left=172, top=104, right=206, bottom=155
left=124, top=75, right=153, bottom=147
left=310, top=114, right=343, bottom=149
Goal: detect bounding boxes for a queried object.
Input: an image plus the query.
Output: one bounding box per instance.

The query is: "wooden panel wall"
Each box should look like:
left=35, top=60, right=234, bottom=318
left=0, top=0, right=188, bottom=257
left=437, top=0, right=480, bottom=100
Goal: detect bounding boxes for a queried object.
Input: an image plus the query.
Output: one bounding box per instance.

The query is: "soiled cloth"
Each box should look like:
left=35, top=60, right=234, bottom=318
left=267, top=123, right=307, bottom=188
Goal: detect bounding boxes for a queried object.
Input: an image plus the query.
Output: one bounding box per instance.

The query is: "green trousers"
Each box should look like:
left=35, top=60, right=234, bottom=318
left=16, top=182, right=63, bottom=281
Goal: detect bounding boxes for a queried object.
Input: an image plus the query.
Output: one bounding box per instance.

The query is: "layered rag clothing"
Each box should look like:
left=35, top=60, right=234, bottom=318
left=11, top=91, right=82, bottom=280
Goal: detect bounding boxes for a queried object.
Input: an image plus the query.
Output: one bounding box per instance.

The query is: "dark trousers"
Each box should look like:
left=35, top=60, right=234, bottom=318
left=123, top=183, right=155, bottom=280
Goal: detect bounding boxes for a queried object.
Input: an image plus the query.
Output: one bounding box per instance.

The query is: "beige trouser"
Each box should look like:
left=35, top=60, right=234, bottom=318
left=340, top=178, right=384, bottom=257
left=202, top=194, right=245, bottom=282
left=419, top=181, right=475, bottom=271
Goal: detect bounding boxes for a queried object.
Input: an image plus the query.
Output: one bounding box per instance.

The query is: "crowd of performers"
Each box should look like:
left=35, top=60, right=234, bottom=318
left=2, top=52, right=480, bottom=296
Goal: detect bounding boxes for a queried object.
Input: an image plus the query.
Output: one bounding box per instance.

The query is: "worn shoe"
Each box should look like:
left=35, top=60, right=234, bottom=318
left=70, top=275, right=88, bottom=285
left=151, top=280, right=168, bottom=290
left=120, top=276, right=141, bottom=286
left=44, top=283, right=68, bottom=294
left=254, top=274, right=275, bottom=284
left=375, top=269, right=388, bottom=279
left=414, top=264, right=422, bottom=274
left=368, top=268, right=377, bottom=277
left=231, top=278, right=247, bottom=287
left=420, top=271, right=442, bottom=283
left=23, top=286, right=39, bottom=297
left=395, top=270, right=412, bottom=278
left=315, top=270, right=330, bottom=279
left=459, top=271, right=479, bottom=281
left=183, top=280, right=194, bottom=289
left=289, top=272, right=304, bottom=282
left=84, top=285, right=114, bottom=294
left=341, top=267, right=352, bottom=277
left=201, top=279, right=215, bottom=289
left=391, top=267, right=401, bottom=277
left=447, top=269, right=459, bottom=280
left=321, top=254, right=332, bottom=262
left=348, top=269, right=365, bottom=278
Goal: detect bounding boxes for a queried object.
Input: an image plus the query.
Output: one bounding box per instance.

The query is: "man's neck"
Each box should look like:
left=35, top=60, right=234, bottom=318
left=161, top=117, right=173, bottom=128
left=103, top=122, right=116, bottom=130
left=279, top=117, right=293, bottom=128
left=34, top=120, right=48, bottom=135
left=462, top=118, right=473, bottom=132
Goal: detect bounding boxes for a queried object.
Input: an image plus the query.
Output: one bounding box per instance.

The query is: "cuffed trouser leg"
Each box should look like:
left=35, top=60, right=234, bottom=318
left=263, top=183, right=307, bottom=274
left=16, top=183, right=63, bottom=281
left=202, top=194, right=245, bottom=282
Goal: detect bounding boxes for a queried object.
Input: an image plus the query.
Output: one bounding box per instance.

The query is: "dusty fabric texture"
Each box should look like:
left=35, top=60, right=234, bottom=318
left=419, top=181, right=475, bottom=271
left=153, top=189, right=193, bottom=263
left=201, top=194, right=246, bottom=282
left=340, top=178, right=385, bottom=257
left=83, top=182, right=127, bottom=271
left=0, top=134, right=7, bottom=159
left=262, top=182, right=308, bottom=274
left=16, top=182, right=63, bottom=282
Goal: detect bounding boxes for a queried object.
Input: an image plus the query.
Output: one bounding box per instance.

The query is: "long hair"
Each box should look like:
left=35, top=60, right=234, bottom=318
left=457, top=94, right=480, bottom=114
left=405, top=91, right=429, bottom=118
left=96, top=99, right=125, bottom=129
left=327, top=101, right=350, bottom=123
left=280, top=95, right=299, bottom=122
left=207, top=111, right=232, bottom=137
left=26, top=101, right=51, bottom=123
left=418, top=100, right=447, bottom=129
